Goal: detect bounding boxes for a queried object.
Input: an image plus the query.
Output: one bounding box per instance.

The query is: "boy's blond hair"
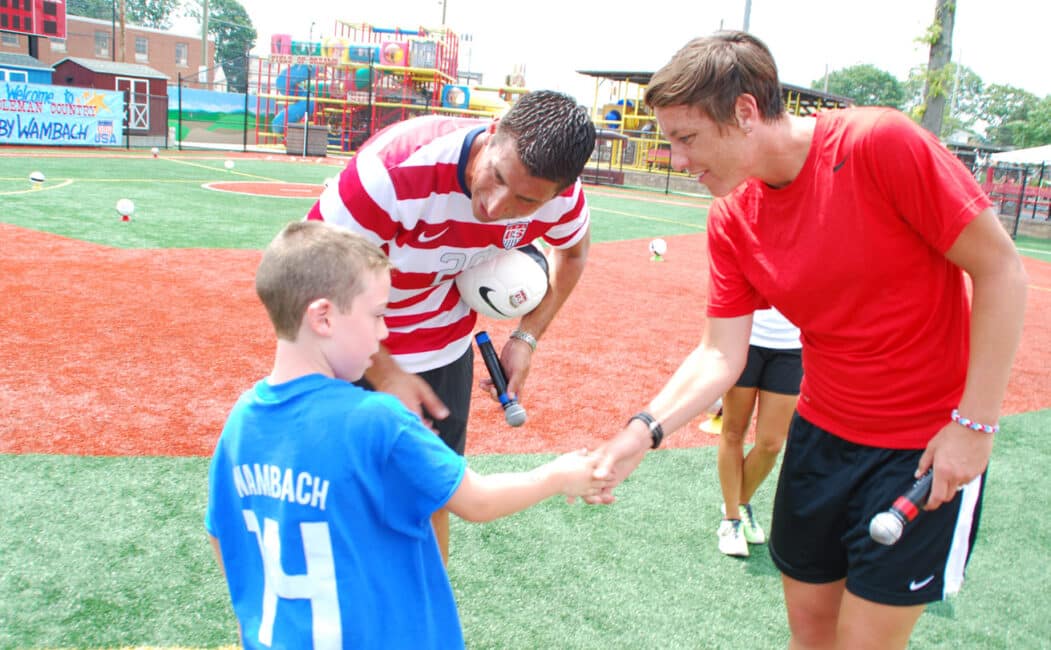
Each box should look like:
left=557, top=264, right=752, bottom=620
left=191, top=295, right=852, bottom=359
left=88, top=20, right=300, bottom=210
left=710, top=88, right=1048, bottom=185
left=256, top=221, right=391, bottom=340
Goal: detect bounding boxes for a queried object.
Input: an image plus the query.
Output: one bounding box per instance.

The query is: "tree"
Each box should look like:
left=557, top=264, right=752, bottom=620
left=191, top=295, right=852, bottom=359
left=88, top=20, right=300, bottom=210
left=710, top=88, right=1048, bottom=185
left=906, top=63, right=984, bottom=141
left=1020, top=98, right=1051, bottom=147
left=813, top=64, right=905, bottom=109
left=918, top=0, right=956, bottom=136
left=184, top=0, right=257, bottom=93
left=993, top=95, right=1051, bottom=148
left=127, top=0, right=180, bottom=29
left=981, top=84, right=1040, bottom=148
left=66, top=0, right=111, bottom=20
left=67, top=0, right=179, bottom=29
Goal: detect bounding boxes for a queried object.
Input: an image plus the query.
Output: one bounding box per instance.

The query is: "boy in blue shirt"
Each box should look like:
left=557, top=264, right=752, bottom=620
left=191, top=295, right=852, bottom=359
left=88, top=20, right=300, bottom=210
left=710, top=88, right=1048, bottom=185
left=206, top=221, right=601, bottom=649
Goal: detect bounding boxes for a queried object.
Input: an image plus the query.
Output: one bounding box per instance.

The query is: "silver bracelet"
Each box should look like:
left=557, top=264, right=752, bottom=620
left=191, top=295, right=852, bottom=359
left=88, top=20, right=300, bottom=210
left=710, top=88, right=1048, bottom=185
left=509, top=328, right=537, bottom=352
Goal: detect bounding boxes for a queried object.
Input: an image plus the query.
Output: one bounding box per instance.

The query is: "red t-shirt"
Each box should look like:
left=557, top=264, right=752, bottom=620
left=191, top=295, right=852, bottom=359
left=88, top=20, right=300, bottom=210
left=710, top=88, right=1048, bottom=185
left=707, top=108, right=991, bottom=448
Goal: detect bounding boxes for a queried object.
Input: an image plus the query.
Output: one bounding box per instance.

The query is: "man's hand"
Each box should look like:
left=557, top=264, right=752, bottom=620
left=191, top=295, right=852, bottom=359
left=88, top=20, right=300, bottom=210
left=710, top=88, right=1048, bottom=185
left=368, top=358, right=449, bottom=431
left=479, top=335, right=535, bottom=402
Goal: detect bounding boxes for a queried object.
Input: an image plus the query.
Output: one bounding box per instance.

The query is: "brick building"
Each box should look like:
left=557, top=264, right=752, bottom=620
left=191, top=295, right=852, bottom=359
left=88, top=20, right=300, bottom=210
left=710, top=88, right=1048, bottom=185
left=0, top=14, right=216, bottom=89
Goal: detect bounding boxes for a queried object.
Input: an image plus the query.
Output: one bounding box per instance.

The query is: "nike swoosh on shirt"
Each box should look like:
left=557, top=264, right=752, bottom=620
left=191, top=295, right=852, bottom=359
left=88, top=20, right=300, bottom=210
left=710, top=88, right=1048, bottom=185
left=909, top=575, right=935, bottom=591
left=833, top=155, right=849, bottom=172
left=418, top=228, right=449, bottom=243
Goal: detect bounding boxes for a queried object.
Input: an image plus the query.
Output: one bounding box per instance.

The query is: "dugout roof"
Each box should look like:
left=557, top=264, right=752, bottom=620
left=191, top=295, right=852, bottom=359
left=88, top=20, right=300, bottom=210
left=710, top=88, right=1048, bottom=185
left=576, top=69, right=855, bottom=114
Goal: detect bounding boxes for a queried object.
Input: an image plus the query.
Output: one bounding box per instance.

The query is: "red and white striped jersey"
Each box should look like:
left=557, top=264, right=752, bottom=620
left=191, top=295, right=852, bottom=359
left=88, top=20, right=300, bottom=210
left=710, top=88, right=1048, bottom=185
left=306, top=116, right=590, bottom=374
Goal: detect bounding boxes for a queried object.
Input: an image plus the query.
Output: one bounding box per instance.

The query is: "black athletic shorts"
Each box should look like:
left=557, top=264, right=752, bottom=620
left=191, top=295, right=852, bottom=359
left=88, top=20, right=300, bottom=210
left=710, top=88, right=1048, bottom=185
left=357, top=345, right=473, bottom=455
left=768, top=414, right=985, bottom=606
left=735, top=344, right=803, bottom=395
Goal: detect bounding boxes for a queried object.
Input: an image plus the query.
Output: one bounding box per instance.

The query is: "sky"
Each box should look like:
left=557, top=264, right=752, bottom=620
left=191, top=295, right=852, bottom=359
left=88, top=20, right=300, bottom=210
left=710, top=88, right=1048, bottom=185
left=218, top=0, right=1051, bottom=105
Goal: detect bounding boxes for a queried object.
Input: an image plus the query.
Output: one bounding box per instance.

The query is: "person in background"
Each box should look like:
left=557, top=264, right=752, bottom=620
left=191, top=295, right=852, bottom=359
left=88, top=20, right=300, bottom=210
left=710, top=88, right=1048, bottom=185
left=714, top=306, right=801, bottom=558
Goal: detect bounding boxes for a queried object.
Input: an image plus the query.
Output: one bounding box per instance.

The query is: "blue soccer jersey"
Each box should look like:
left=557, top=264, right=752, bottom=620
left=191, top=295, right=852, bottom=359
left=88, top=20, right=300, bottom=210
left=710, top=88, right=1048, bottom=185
left=205, top=374, right=468, bottom=649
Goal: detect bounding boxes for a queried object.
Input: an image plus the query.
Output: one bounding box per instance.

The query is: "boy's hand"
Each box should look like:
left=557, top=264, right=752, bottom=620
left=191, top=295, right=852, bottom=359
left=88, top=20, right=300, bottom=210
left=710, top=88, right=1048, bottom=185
left=546, top=448, right=606, bottom=503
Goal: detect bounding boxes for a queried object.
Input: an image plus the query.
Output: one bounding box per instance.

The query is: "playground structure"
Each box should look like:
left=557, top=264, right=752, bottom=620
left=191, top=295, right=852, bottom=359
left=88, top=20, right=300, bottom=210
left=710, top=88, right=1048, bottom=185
left=254, top=21, right=526, bottom=154
left=577, top=69, right=854, bottom=183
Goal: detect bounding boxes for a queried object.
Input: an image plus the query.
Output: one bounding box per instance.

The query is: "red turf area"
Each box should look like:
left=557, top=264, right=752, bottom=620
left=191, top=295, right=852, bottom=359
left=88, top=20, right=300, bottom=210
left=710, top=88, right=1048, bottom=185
left=1, top=222, right=1049, bottom=457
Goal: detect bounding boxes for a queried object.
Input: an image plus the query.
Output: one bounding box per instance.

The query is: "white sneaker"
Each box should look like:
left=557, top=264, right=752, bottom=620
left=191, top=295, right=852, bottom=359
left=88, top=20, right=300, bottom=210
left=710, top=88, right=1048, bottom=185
left=717, top=519, right=749, bottom=557
left=720, top=503, right=767, bottom=545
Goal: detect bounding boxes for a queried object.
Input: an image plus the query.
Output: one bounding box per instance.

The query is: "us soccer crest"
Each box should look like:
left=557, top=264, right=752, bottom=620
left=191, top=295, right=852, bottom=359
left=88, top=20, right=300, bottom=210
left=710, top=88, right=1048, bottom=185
left=501, top=222, right=529, bottom=249
left=509, top=289, right=530, bottom=308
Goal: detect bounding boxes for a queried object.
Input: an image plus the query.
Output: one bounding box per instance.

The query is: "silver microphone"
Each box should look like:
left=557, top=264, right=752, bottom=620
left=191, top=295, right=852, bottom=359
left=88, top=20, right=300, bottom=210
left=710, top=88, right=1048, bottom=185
left=869, top=470, right=933, bottom=546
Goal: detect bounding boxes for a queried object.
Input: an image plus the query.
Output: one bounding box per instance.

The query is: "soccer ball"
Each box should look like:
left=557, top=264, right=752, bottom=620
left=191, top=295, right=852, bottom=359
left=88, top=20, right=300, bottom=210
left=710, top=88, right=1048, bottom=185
left=224, top=160, right=235, bottom=170
left=649, top=238, right=668, bottom=256
left=455, top=244, right=549, bottom=320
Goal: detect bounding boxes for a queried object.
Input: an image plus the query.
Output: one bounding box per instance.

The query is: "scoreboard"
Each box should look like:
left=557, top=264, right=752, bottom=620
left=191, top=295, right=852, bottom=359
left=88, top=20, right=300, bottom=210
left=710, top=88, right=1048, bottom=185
left=0, top=0, right=66, bottom=39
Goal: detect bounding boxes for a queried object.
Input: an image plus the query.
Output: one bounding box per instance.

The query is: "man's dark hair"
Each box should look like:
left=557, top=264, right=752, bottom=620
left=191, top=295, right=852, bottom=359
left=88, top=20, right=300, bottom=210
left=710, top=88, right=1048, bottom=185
left=495, top=90, right=596, bottom=190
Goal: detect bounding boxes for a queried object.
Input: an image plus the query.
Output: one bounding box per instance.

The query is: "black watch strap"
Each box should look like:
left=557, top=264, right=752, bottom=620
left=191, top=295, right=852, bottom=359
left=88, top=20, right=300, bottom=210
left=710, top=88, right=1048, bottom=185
left=628, top=411, right=664, bottom=449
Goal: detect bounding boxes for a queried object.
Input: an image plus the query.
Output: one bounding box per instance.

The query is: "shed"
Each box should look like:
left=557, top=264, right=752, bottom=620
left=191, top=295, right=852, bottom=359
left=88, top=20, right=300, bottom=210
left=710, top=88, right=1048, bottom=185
left=0, top=52, right=52, bottom=84
left=52, top=57, right=169, bottom=146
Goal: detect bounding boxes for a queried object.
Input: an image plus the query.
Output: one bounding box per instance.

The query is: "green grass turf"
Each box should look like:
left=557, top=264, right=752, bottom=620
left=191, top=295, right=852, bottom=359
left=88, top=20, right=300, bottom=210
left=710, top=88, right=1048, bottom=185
left=0, top=155, right=707, bottom=249
left=9, top=153, right=1048, bottom=262
left=1, top=155, right=329, bottom=249
left=2, top=410, right=1049, bottom=648
left=1014, top=234, right=1051, bottom=262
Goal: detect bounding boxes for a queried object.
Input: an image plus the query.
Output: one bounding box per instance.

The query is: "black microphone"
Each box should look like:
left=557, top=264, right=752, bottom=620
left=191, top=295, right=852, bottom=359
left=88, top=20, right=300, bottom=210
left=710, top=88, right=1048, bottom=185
left=474, top=331, right=527, bottom=427
left=869, top=470, right=934, bottom=546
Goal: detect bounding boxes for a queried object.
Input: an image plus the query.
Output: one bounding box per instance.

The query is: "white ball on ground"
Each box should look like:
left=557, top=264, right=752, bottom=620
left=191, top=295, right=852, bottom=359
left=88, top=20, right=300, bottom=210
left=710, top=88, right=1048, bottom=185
left=649, top=238, right=668, bottom=256
left=115, top=198, right=135, bottom=216
left=29, top=170, right=45, bottom=183
left=455, top=244, right=549, bottom=320
left=224, top=160, right=235, bottom=170
left=151, top=147, right=159, bottom=157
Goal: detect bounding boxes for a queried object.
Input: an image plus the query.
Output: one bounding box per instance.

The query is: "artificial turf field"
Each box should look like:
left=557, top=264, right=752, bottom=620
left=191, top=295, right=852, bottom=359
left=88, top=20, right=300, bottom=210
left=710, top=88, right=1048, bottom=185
left=2, top=149, right=1050, bottom=648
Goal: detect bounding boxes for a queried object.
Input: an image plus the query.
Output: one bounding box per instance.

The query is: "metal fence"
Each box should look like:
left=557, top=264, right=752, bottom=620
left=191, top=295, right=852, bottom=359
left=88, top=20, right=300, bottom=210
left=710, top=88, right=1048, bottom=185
left=975, top=161, right=1050, bottom=239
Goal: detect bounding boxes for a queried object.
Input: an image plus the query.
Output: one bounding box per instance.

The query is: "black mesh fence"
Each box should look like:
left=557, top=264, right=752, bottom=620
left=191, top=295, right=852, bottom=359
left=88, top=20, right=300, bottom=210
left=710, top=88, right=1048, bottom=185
left=974, top=161, right=1050, bottom=239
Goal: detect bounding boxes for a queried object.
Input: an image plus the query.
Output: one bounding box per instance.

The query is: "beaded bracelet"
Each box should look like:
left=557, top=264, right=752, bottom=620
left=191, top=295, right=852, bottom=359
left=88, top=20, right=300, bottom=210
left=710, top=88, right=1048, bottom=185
left=951, top=409, right=999, bottom=434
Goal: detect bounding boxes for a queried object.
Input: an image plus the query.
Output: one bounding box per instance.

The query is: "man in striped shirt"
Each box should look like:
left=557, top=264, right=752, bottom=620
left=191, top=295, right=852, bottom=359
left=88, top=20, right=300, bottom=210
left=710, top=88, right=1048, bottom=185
left=306, top=90, right=596, bottom=561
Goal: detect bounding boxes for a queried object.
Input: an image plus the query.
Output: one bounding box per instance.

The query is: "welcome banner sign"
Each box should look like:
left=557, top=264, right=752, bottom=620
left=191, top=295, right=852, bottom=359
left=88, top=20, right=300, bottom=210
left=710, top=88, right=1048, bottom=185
left=0, top=82, right=124, bottom=146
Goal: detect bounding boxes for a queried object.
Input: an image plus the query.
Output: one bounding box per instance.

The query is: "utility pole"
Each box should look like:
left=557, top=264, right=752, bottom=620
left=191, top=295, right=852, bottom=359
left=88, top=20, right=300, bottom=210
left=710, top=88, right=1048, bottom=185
left=441, top=0, right=448, bottom=25
left=118, top=0, right=126, bottom=63
left=110, top=0, right=116, bottom=61
left=742, top=0, right=752, bottom=32
left=200, top=0, right=209, bottom=85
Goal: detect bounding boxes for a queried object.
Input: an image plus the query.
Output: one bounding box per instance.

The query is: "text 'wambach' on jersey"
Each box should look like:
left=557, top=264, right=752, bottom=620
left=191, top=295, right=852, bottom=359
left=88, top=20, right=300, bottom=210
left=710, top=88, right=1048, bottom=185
left=232, top=464, right=331, bottom=511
